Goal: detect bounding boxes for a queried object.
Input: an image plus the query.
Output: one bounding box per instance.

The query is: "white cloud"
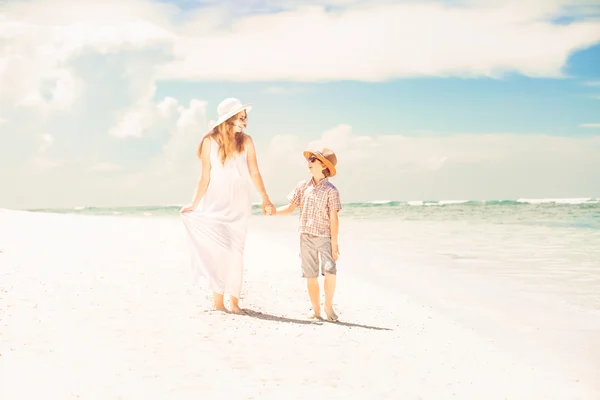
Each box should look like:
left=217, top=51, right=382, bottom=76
left=13, top=69, right=81, bottom=114
left=0, top=0, right=598, bottom=112
left=0, top=0, right=204, bottom=208
left=90, top=163, right=122, bottom=172
left=259, top=125, right=600, bottom=202
left=175, top=99, right=207, bottom=131
left=3, top=0, right=595, bottom=86
left=161, top=99, right=208, bottom=173
left=0, top=92, right=208, bottom=208
left=579, top=123, right=600, bottom=128
left=583, top=81, right=600, bottom=87
left=158, top=2, right=600, bottom=81
left=108, top=109, right=147, bottom=138
left=30, top=133, right=65, bottom=174
left=108, top=96, right=187, bottom=140
left=31, top=156, right=65, bottom=172
left=51, top=20, right=175, bottom=60
left=77, top=98, right=208, bottom=207
left=41, top=133, right=54, bottom=147
left=264, top=86, right=311, bottom=95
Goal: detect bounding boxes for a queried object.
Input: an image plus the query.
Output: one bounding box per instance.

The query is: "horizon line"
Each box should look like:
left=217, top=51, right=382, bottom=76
left=7, top=196, right=599, bottom=211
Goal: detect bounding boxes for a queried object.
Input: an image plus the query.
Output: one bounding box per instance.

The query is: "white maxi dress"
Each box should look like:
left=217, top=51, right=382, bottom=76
left=181, top=138, right=253, bottom=299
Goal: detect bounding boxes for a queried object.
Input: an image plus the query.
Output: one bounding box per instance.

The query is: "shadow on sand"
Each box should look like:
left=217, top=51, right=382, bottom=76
left=241, top=308, right=322, bottom=325
left=330, top=320, right=393, bottom=331
left=241, top=308, right=393, bottom=331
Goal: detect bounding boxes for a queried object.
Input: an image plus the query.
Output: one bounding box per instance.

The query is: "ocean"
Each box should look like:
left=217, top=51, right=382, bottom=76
left=26, top=197, right=600, bottom=229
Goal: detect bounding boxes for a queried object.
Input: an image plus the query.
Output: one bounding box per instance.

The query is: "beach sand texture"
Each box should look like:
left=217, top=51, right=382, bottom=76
left=1, top=209, right=597, bottom=399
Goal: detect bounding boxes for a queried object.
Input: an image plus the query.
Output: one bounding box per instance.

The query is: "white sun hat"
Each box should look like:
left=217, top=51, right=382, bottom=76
left=207, top=97, right=252, bottom=134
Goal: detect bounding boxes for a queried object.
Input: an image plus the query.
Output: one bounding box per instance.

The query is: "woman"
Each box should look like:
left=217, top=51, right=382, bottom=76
left=180, top=98, right=275, bottom=314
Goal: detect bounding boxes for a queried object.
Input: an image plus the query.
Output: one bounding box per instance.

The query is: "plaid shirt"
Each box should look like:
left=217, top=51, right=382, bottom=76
left=288, top=177, right=342, bottom=238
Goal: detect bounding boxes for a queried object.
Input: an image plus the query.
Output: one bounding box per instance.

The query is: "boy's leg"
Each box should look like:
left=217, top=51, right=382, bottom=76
left=324, top=274, right=337, bottom=320
left=306, top=279, right=321, bottom=318
left=318, top=237, right=338, bottom=321
left=300, top=234, right=321, bottom=318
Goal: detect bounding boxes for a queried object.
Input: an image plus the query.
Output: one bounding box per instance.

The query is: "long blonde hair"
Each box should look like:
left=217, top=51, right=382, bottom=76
left=197, top=112, right=246, bottom=164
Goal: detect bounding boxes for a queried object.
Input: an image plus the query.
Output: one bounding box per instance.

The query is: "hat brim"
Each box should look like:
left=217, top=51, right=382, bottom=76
left=207, top=104, right=252, bottom=134
left=303, top=150, right=337, bottom=177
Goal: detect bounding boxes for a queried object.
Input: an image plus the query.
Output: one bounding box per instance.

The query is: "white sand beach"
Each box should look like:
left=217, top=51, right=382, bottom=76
left=1, top=209, right=598, bottom=399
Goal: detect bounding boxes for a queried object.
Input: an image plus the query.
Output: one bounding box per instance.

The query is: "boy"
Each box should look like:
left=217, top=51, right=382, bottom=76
left=274, top=148, right=342, bottom=321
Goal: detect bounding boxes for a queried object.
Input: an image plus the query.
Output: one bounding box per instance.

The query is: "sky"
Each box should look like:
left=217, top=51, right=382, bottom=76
left=1, top=0, right=599, bottom=209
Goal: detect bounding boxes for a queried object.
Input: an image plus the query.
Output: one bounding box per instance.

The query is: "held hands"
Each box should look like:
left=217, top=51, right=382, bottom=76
left=261, top=195, right=276, bottom=216
left=262, top=200, right=276, bottom=216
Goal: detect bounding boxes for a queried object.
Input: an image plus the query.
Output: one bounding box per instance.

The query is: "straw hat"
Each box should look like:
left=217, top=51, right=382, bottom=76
left=303, top=148, right=338, bottom=177
left=207, top=98, right=252, bottom=134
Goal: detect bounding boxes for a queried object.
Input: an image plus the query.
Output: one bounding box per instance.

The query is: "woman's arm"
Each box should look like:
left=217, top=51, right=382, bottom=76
left=180, top=137, right=212, bottom=213
left=245, top=135, right=274, bottom=214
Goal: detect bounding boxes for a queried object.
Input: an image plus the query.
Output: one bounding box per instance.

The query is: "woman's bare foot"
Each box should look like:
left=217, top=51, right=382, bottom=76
left=231, top=305, right=244, bottom=314
left=230, top=296, right=243, bottom=314
left=213, top=292, right=227, bottom=312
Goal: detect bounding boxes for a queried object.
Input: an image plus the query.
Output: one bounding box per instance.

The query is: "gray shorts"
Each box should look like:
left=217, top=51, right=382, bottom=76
left=299, top=233, right=337, bottom=278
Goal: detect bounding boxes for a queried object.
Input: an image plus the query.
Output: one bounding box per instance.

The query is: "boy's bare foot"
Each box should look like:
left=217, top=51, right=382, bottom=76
left=307, top=310, right=322, bottom=320
left=325, top=308, right=338, bottom=322
left=215, top=305, right=228, bottom=312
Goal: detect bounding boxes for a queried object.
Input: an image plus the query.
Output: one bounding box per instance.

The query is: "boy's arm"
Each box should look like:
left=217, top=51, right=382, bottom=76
left=275, top=203, right=298, bottom=216
left=275, top=181, right=303, bottom=216
left=330, top=209, right=340, bottom=260
left=328, top=188, right=342, bottom=260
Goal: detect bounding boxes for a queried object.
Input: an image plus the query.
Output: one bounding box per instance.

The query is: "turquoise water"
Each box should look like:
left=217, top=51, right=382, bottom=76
left=27, top=198, right=600, bottom=230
